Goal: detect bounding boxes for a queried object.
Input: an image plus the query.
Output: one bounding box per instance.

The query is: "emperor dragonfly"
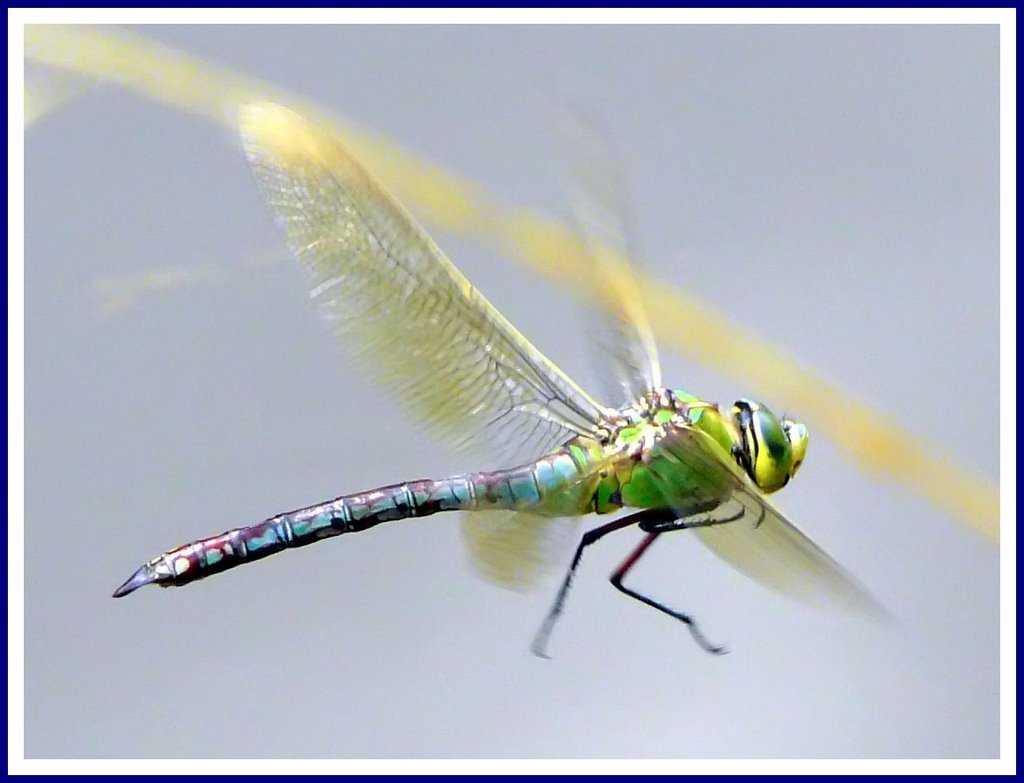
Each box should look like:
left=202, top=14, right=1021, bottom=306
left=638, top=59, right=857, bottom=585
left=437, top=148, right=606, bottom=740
left=113, top=102, right=879, bottom=655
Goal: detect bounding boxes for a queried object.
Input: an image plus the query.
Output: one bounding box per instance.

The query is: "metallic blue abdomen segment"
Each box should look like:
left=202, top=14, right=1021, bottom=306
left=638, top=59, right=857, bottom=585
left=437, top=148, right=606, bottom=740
left=507, top=469, right=542, bottom=506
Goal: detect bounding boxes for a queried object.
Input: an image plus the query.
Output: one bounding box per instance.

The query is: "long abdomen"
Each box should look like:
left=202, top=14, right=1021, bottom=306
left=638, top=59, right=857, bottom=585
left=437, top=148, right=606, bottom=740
left=112, top=450, right=595, bottom=597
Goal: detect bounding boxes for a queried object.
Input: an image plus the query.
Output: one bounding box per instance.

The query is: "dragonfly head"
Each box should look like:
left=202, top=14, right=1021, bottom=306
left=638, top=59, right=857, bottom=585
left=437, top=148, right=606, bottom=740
left=731, top=399, right=809, bottom=493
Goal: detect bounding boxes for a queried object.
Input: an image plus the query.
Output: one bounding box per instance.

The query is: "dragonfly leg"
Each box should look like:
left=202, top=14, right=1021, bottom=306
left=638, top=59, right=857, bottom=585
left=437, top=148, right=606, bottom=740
left=609, top=532, right=728, bottom=656
left=638, top=503, right=745, bottom=534
left=531, top=508, right=675, bottom=659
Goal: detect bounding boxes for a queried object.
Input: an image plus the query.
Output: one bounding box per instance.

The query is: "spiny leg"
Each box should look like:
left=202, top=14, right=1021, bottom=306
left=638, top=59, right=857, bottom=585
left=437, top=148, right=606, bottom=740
left=531, top=508, right=675, bottom=659
left=609, top=532, right=728, bottom=656
left=638, top=500, right=745, bottom=534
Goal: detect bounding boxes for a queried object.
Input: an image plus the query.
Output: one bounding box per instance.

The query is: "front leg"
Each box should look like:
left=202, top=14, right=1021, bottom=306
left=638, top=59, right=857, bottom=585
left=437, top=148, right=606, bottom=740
left=638, top=500, right=745, bottom=534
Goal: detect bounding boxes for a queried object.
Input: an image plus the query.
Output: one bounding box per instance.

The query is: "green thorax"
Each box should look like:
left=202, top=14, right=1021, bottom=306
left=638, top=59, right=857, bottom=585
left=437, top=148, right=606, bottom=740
left=558, top=388, right=742, bottom=516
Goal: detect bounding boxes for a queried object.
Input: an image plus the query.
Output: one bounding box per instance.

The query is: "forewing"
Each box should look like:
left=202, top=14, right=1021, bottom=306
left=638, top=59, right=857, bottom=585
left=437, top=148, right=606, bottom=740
left=646, top=427, right=884, bottom=616
left=554, top=112, right=662, bottom=406
left=239, top=102, right=612, bottom=466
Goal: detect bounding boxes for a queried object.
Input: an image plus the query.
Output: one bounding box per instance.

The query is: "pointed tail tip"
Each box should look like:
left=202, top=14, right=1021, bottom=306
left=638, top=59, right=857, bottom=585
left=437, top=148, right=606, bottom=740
left=111, top=563, right=157, bottom=598
left=111, top=583, right=136, bottom=598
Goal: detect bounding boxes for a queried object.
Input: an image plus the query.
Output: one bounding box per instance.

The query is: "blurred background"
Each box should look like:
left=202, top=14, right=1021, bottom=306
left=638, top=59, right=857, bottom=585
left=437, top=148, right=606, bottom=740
left=24, top=24, right=998, bottom=758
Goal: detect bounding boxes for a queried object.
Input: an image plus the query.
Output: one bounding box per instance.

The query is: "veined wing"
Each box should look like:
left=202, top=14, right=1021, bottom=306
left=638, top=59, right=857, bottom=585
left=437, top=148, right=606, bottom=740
left=459, top=444, right=626, bottom=591
left=646, top=426, right=884, bottom=616
left=461, top=510, right=582, bottom=591
left=555, top=112, right=662, bottom=406
left=239, top=103, right=614, bottom=466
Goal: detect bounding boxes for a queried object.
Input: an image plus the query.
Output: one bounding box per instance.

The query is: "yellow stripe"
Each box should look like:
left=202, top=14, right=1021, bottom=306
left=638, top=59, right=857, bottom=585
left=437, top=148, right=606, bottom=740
left=24, top=25, right=998, bottom=543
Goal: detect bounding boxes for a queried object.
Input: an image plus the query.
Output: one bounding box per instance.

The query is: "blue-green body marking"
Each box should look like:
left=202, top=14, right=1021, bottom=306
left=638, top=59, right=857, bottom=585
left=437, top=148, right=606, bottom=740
left=112, top=389, right=748, bottom=596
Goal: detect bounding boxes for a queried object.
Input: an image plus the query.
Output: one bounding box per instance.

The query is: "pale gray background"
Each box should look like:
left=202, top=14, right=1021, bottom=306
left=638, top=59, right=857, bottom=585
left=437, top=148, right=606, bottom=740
left=25, top=25, right=999, bottom=758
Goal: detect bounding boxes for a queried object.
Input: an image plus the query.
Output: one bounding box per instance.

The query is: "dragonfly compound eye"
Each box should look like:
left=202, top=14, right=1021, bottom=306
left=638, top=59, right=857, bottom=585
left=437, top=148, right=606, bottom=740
left=732, top=399, right=793, bottom=493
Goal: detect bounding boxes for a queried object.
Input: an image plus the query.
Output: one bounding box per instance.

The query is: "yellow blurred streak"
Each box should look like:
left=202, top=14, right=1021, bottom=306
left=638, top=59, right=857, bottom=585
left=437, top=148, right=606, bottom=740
left=24, top=25, right=998, bottom=541
left=89, top=241, right=285, bottom=317
left=24, top=70, right=85, bottom=126
left=93, top=265, right=225, bottom=318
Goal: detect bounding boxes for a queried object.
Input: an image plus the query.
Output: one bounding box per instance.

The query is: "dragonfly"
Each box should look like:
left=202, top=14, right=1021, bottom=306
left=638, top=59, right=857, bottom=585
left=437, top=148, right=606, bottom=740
left=113, top=102, right=880, bottom=655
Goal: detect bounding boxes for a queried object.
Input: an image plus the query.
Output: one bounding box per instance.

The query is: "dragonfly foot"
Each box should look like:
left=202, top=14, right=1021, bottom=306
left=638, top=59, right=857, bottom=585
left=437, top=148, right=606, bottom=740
left=689, top=627, right=729, bottom=657
left=529, top=632, right=555, bottom=660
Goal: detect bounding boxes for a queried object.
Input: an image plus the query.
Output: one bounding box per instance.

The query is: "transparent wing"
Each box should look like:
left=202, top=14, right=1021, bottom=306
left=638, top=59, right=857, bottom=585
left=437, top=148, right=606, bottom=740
left=239, top=103, right=615, bottom=466
left=460, top=511, right=581, bottom=591
left=554, top=111, right=662, bottom=406
left=646, top=427, right=884, bottom=616
left=459, top=445, right=624, bottom=590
